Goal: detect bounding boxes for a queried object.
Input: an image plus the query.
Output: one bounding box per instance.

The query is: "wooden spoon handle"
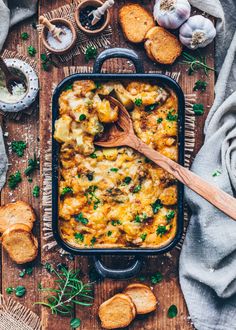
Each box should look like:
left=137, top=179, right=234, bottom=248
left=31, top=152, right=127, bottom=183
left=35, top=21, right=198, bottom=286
left=128, top=135, right=236, bottom=220
left=0, top=57, right=11, bottom=78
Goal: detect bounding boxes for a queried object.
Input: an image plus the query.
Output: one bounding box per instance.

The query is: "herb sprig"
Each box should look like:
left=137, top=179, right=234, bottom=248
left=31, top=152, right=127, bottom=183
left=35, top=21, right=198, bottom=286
left=182, top=52, right=215, bottom=76
left=35, top=264, right=93, bottom=315
left=24, top=153, right=39, bottom=176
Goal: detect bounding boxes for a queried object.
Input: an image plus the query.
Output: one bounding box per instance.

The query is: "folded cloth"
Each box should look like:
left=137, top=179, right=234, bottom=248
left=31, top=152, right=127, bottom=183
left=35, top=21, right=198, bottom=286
left=0, top=0, right=37, bottom=190
left=180, top=1, right=236, bottom=329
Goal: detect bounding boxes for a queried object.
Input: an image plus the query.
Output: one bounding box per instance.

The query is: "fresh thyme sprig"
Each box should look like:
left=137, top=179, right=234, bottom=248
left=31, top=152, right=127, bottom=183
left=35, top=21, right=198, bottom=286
left=35, top=265, right=93, bottom=315
left=181, top=52, right=215, bottom=76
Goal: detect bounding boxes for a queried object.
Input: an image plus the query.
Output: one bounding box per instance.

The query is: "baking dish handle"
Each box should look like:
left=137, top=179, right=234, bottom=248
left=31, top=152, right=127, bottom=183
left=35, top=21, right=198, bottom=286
left=93, top=256, right=143, bottom=280
left=93, top=48, right=144, bottom=74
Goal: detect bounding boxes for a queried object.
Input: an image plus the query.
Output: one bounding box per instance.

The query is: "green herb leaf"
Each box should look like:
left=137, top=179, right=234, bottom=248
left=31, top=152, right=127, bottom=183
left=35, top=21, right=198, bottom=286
left=19, top=267, right=33, bottom=278
left=70, top=318, right=81, bottom=329
left=107, top=231, right=112, bottom=237
left=193, top=103, right=204, bottom=116
left=134, top=213, right=147, bottom=223
left=166, top=210, right=175, bottom=223
left=167, top=109, right=177, bottom=121
left=33, top=185, right=40, bottom=197
left=140, top=233, right=147, bottom=241
left=134, top=98, right=142, bottom=106
left=74, top=232, right=84, bottom=242
left=145, top=103, right=159, bottom=112
left=151, top=271, right=163, bottom=284
left=11, top=141, right=26, bottom=157
left=15, top=285, right=26, bottom=297
left=85, top=46, right=97, bottom=62
left=64, top=84, right=73, bottom=91
left=6, top=287, right=14, bottom=294
left=151, top=199, right=163, bottom=214
left=123, top=176, right=132, bottom=184
left=86, top=172, right=94, bottom=181
left=157, top=118, right=163, bottom=124
left=61, top=187, right=73, bottom=197
left=21, top=32, right=29, bottom=40
left=89, top=153, right=97, bottom=159
left=111, top=220, right=121, bottom=226
left=193, top=80, right=208, bottom=92
left=167, top=304, right=178, bottom=318
left=79, top=114, right=86, bottom=121
left=28, top=45, right=36, bottom=57
left=90, top=237, right=96, bottom=246
left=212, top=170, right=221, bottom=177
left=8, top=171, right=22, bottom=190
left=156, top=225, right=168, bottom=237
left=74, top=213, right=89, bottom=225
left=110, top=168, right=118, bottom=172
left=182, top=52, right=215, bottom=76
left=24, top=153, right=39, bottom=176
left=133, top=185, right=141, bottom=193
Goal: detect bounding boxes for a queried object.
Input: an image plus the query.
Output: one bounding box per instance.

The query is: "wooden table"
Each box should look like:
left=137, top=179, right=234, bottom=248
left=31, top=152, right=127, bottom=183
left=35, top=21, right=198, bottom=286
left=0, top=1, right=215, bottom=329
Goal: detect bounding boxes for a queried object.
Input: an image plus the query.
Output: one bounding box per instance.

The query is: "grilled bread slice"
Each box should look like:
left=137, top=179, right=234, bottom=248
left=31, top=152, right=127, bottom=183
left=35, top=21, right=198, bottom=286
left=98, top=293, right=136, bottom=329
left=119, top=4, right=155, bottom=43
left=2, top=223, right=38, bottom=264
left=0, top=201, right=36, bottom=233
left=145, top=27, right=182, bottom=64
left=124, top=283, right=157, bottom=314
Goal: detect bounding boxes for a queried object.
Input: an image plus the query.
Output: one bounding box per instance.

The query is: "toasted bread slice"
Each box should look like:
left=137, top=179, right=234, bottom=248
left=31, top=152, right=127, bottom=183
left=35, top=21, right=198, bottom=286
left=98, top=293, right=136, bottom=329
left=119, top=4, right=155, bottom=43
left=2, top=223, right=38, bottom=264
left=124, top=283, right=157, bottom=314
left=0, top=201, right=36, bottom=233
left=145, top=27, right=182, bottom=64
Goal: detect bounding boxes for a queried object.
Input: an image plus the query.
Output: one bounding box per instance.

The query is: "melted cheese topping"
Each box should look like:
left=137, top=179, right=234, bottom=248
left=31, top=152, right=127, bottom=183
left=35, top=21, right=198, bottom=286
left=54, top=80, right=178, bottom=248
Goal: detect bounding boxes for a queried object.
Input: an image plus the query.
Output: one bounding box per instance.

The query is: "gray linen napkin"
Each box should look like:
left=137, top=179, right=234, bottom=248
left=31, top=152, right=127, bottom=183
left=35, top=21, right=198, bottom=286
left=180, top=1, right=236, bottom=329
left=0, top=0, right=37, bottom=190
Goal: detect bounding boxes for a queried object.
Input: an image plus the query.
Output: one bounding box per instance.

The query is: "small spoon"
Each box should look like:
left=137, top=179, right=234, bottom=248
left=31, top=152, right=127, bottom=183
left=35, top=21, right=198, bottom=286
left=0, top=57, right=26, bottom=94
left=39, top=16, right=66, bottom=42
left=89, top=0, right=114, bottom=26
left=95, top=96, right=236, bottom=221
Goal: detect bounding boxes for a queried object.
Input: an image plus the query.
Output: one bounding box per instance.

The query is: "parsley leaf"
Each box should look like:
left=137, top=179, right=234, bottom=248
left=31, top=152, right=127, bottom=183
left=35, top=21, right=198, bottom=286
left=11, top=141, right=26, bottom=157
left=33, top=185, right=40, bottom=197
left=166, top=210, right=175, bottom=223
left=61, top=187, right=73, bottom=197
left=151, top=271, right=163, bottom=284
left=133, top=185, right=141, bottom=193
left=156, top=225, right=168, bottom=237
left=151, top=199, right=163, bottom=214
left=8, top=171, right=22, bottom=190
left=140, top=233, right=147, bottom=241
left=74, top=232, right=84, bottom=242
left=21, top=32, right=29, bottom=40
left=110, top=168, right=119, bottom=172
left=123, top=176, right=132, bottom=184
left=24, top=153, right=39, bottom=176
left=167, top=109, right=177, bottom=121
left=157, top=118, right=163, bottom=124
left=70, top=318, right=81, bottom=329
left=168, top=305, right=178, bottom=318
left=74, top=213, right=88, bottom=225
left=85, top=46, right=97, bottom=62
left=145, top=103, right=159, bottom=112
left=193, top=103, right=204, bottom=116
left=134, top=98, right=142, bottom=106
left=193, top=80, right=208, bottom=92
left=212, top=170, right=221, bottom=177
left=111, top=220, right=121, bottom=226
left=28, top=45, right=36, bottom=57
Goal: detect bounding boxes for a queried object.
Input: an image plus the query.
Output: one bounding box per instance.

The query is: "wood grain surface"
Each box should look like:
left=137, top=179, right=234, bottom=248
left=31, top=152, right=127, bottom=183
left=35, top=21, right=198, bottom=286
left=0, top=1, right=215, bottom=329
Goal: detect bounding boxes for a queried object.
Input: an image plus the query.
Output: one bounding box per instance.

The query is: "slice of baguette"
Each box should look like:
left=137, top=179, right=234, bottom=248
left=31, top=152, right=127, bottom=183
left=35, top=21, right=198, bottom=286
left=0, top=201, right=36, bottom=233
left=119, top=4, right=155, bottom=43
left=124, top=283, right=157, bottom=314
left=2, top=223, right=38, bottom=264
left=98, top=293, right=136, bottom=329
left=145, top=27, right=182, bottom=64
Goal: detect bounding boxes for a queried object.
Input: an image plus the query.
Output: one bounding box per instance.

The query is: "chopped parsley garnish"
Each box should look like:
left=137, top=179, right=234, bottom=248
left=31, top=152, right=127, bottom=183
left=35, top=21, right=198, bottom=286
left=134, top=213, right=147, bottom=223
left=79, top=114, right=86, bottom=121
left=6, top=287, right=14, bottom=294
left=193, top=80, right=208, bottom=92
left=85, top=46, right=97, bottom=62
left=95, top=82, right=102, bottom=89
left=111, top=220, right=121, bottom=226
left=212, top=169, right=221, bottom=177
left=166, top=210, right=175, bottom=223
left=70, top=318, right=81, bottom=329
left=33, top=185, right=40, bottom=197
left=15, top=286, right=26, bottom=297
left=193, top=103, right=204, bottom=116
left=64, top=84, right=73, bottom=91
left=86, top=172, right=94, bottom=181
left=157, top=118, right=163, bottom=124
left=90, top=237, right=96, bottom=245
left=110, top=168, right=119, bottom=172
left=74, top=213, right=88, bottom=225
left=145, top=103, right=159, bottom=112
left=123, top=176, right=132, bottom=184
left=8, top=171, right=22, bottom=190
left=156, top=225, right=168, bottom=237
left=133, top=185, right=141, bottom=193
left=85, top=185, right=100, bottom=209
left=24, top=153, right=39, bottom=176
left=107, top=231, right=112, bottom=237
left=151, top=199, right=163, bottom=214
left=151, top=271, right=163, bottom=284
left=19, top=267, right=33, bottom=278
left=167, top=109, right=177, bottom=121
left=168, top=305, right=178, bottom=318
left=27, top=45, right=36, bottom=57
left=11, top=141, right=26, bottom=157
left=74, top=232, right=84, bottom=242
left=140, top=233, right=147, bottom=241
left=89, top=153, right=97, bottom=159
left=40, top=53, right=56, bottom=71
left=134, top=98, right=142, bottom=106
left=21, top=32, right=29, bottom=40
left=61, top=186, right=73, bottom=197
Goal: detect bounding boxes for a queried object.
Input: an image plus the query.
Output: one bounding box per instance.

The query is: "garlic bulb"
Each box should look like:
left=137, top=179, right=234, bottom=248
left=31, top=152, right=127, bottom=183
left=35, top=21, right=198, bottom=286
left=179, top=15, right=216, bottom=49
left=153, top=0, right=191, bottom=30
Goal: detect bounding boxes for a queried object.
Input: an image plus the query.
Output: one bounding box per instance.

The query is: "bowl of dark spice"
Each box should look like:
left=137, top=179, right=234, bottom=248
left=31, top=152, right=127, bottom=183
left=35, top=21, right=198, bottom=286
left=40, top=17, right=77, bottom=55
left=75, top=0, right=111, bottom=35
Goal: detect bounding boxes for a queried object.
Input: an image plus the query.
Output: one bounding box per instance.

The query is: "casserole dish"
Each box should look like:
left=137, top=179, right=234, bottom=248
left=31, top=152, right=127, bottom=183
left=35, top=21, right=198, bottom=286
left=52, top=48, right=185, bottom=279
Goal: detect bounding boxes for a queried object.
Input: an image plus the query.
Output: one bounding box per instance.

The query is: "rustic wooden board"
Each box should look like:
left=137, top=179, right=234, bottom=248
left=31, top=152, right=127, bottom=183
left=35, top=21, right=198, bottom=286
left=0, top=1, right=215, bottom=329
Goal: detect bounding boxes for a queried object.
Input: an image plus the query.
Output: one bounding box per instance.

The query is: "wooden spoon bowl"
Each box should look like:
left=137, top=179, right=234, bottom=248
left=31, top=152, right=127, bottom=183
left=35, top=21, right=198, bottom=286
left=95, top=96, right=236, bottom=221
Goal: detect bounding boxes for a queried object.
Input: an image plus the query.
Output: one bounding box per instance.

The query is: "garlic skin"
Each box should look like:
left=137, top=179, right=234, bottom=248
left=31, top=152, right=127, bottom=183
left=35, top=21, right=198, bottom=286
left=179, top=15, right=216, bottom=49
left=153, top=0, right=191, bottom=30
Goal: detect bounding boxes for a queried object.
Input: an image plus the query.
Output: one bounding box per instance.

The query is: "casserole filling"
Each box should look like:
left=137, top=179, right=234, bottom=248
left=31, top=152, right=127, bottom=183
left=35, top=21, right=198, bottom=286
left=54, top=80, right=178, bottom=248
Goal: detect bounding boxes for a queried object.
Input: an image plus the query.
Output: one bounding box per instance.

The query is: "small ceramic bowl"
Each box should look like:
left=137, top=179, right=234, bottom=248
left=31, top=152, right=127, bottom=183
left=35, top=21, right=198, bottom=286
left=0, top=59, right=39, bottom=113
left=75, top=0, right=110, bottom=35
left=41, top=18, right=77, bottom=55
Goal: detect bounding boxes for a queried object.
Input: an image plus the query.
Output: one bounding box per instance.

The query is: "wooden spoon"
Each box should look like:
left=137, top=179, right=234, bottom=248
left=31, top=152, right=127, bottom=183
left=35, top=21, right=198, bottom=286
left=0, top=57, right=26, bottom=94
left=95, top=96, right=236, bottom=221
left=89, top=0, right=114, bottom=26
left=39, top=16, right=65, bottom=42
